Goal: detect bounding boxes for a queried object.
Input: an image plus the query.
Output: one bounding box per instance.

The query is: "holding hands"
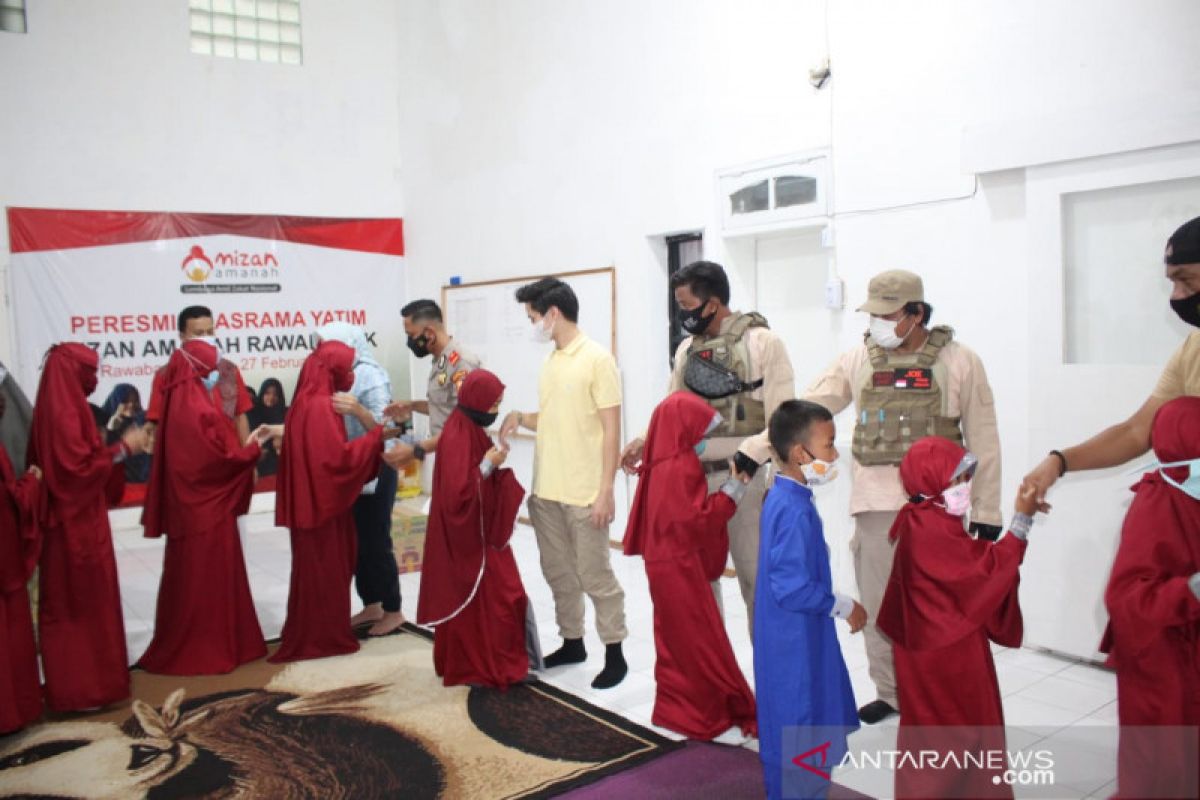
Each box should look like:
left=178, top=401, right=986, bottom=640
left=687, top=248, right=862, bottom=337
left=486, top=445, right=508, bottom=468
left=1014, top=482, right=1042, bottom=517
left=846, top=601, right=868, bottom=634
left=620, top=437, right=645, bottom=475
left=382, top=400, right=414, bottom=422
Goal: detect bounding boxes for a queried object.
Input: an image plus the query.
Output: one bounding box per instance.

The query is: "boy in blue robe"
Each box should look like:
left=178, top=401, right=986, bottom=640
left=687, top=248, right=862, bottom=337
left=754, top=400, right=866, bottom=799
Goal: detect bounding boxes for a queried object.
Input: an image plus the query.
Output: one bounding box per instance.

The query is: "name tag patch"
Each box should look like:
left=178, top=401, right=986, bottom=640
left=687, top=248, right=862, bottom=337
left=892, top=368, right=932, bottom=389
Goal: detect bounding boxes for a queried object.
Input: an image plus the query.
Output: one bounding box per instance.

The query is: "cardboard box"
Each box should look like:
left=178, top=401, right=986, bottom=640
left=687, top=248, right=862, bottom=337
left=392, top=497, right=428, bottom=574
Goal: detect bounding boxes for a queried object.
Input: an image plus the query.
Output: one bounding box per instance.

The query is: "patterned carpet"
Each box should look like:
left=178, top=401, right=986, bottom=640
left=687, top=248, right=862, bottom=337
left=0, top=625, right=681, bottom=799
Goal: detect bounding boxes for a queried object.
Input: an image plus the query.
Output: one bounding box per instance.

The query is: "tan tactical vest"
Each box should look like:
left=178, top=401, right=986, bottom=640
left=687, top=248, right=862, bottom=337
left=851, top=325, right=963, bottom=466
left=683, top=312, right=768, bottom=438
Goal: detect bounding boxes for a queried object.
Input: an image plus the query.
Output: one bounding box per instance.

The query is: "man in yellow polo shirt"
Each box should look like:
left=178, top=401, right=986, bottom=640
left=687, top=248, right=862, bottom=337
left=1024, top=215, right=1200, bottom=498
left=499, top=277, right=628, bottom=689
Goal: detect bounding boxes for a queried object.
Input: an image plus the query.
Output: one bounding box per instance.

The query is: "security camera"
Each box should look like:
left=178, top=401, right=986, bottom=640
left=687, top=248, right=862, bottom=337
left=809, top=58, right=831, bottom=90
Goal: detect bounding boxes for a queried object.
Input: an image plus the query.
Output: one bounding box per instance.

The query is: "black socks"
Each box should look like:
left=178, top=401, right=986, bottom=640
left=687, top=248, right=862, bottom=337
left=591, top=642, right=627, bottom=689
left=543, top=638, right=587, bottom=668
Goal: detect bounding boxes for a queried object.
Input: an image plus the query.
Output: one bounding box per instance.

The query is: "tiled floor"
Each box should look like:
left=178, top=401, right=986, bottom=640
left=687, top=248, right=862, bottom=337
left=110, top=512, right=1120, bottom=800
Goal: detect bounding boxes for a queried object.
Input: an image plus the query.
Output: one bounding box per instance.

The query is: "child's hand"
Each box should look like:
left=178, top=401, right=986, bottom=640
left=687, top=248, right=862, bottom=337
left=847, top=601, right=868, bottom=634
left=1014, top=483, right=1041, bottom=517
left=486, top=447, right=508, bottom=468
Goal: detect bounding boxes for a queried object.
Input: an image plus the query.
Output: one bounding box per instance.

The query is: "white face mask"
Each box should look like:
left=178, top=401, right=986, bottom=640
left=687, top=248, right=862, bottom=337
left=197, top=335, right=221, bottom=354
left=529, top=313, right=555, bottom=344
left=869, top=315, right=909, bottom=350
left=202, top=369, right=220, bottom=391
left=941, top=481, right=973, bottom=516
left=800, top=448, right=839, bottom=487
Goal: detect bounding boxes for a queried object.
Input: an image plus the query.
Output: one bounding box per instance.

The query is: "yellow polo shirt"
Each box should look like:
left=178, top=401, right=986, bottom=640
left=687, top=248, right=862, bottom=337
left=533, top=332, right=622, bottom=506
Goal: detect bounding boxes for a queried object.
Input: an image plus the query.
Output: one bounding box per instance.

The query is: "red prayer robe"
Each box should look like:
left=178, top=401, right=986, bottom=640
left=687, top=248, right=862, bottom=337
left=271, top=341, right=383, bottom=663
left=418, top=369, right=530, bottom=689
left=878, top=436, right=1025, bottom=800
left=0, top=446, right=42, bottom=733
left=27, top=343, right=130, bottom=711
left=138, top=340, right=266, bottom=675
left=624, top=391, right=756, bottom=740
left=1102, top=396, right=1200, bottom=800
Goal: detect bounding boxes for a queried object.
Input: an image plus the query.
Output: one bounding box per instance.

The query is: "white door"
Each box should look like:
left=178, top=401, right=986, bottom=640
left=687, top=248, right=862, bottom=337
left=1022, top=144, right=1200, bottom=660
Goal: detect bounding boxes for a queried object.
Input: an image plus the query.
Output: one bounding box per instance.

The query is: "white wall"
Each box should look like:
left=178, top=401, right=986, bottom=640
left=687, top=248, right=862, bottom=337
left=0, top=0, right=406, bottom=369
left=395, top=0, right=1200, bottom=657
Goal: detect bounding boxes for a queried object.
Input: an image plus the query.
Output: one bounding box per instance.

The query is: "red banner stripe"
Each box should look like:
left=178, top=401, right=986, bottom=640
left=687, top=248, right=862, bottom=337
left=6, top=208, right=404, bottom=256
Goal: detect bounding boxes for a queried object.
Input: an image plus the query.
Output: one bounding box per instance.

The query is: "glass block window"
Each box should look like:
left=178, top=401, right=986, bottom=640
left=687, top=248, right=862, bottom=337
left=189, top=0, right=302, bottom=65
left=0, top=0, right=27, bottom=34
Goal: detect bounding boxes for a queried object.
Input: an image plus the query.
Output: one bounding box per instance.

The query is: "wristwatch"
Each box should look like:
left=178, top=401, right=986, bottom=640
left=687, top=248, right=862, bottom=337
left=412, top=444, right=426, bottom=461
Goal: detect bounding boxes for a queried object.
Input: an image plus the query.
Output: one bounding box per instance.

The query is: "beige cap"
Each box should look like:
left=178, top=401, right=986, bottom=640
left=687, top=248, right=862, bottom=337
left=856, top=269, right=924, bottom=315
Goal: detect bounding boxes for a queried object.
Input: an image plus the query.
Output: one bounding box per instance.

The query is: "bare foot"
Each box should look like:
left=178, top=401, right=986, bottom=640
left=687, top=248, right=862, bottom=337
left=351, top=603, right=384, bottom=628
left=368, top=611, right=407, bottom=637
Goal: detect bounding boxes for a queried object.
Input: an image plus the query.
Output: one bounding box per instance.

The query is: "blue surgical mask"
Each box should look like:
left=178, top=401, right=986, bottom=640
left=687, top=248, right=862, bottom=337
left=1159, top=458, right=1200, bottom=501
left=202, top=370, right=220, bottom=391
left=694, top=440, right=707, bottom=456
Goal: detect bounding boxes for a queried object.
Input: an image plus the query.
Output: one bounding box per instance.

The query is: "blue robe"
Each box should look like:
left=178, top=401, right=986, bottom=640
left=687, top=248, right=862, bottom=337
left=753, top=475, right=859, bottom=800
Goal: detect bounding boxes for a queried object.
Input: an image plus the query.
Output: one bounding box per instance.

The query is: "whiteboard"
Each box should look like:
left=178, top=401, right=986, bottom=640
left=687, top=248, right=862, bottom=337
left=442, top=268, right=616, bottom=416
left=441, top=267, right=631, bottom=533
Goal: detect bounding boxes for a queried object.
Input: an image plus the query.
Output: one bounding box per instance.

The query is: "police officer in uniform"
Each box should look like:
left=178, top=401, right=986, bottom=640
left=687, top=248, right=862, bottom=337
left=803, top=269, right=1002, bottom=724
left=621, top=260, right=796, bottom=631
left=385, top=300, right=482, bottom=469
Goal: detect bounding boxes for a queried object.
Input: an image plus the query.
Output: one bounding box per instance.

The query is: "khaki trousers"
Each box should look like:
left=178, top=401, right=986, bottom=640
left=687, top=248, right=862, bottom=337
left=851, top=510, right=900, bottom=708
left=527, top=495, right=627, bottom=644
left=703, top=467, right=767, bottom=633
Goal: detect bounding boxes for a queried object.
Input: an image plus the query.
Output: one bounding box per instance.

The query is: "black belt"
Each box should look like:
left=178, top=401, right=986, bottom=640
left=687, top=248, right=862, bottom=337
left=701, top=460, right=729, bottom=475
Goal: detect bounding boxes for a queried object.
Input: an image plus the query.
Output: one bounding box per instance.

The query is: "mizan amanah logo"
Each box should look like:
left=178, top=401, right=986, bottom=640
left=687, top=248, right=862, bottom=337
left=181, top=245, right=214, bottom=282
left=180, top=244, right=282, bottom=293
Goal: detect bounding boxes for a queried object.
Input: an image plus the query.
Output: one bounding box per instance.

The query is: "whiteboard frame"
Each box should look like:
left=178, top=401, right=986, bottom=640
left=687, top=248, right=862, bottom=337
left=441, top=266, right=618, bottom=357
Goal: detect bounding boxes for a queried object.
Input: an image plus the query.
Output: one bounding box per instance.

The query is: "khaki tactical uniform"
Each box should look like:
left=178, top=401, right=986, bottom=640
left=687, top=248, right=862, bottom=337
left=851, top=325, right=963, bottom=466
left=683, top=312, right=769, bottom=438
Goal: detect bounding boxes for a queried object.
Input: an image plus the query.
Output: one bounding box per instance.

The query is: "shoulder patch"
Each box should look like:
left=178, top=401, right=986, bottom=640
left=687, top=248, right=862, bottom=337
left=448, top=350, right=460, bottom=366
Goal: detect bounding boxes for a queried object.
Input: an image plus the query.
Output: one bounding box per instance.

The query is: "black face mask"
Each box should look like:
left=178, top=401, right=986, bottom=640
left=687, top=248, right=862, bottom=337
left=406, top=333, right=430, bottom=358
left=678, top=301, right=716, bottom=335
left=1171, top=292, right=1200, bottom=328
left=459, top=406, right=498, bottom=428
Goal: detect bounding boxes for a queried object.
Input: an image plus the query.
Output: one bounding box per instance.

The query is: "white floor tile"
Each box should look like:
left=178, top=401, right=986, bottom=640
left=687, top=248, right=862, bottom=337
left=995, top=647, right=1079, bottom=675
left=1003, top=694, right=1091, bottom=731
left=1015, top=675, right=1115, bottom=717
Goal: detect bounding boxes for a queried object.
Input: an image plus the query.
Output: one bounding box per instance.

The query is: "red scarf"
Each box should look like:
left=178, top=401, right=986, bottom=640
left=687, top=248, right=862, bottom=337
left=1103, top=396, right=1200, bottom=661
left=624, top=391, right=722, bottom=564
left=276, top=341, right=375, bottom=529
left=878, top=436, right=1024, bottom=651
left=142, top=340, right=257, bottom=539
left=26, top=343, right=112, bottom=542
left=418, top=369, right=525, bottom=625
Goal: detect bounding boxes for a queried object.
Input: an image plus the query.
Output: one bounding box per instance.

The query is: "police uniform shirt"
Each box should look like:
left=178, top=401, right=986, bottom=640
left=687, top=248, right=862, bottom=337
left=426, top=337, right=482, bottom=436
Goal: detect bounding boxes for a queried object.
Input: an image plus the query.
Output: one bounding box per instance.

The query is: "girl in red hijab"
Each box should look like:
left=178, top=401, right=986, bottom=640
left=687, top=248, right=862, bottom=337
left=27, top=343, right=137, bottom=711
left=623, top=391, right=756, bottom=740
left=139, top=339, right=267, bottom=674
left=877, top=435, right=1038, bottom=799
left=418, top=369, right=533, bottom=688
left=1102, top=396, right=1200, bottom=799
left=0, top=390, right=43, bottom=733
left=271, top=341, right=384, bottom=663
